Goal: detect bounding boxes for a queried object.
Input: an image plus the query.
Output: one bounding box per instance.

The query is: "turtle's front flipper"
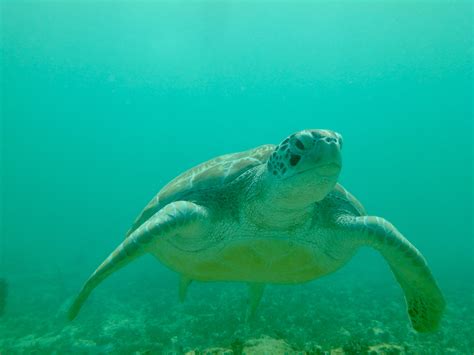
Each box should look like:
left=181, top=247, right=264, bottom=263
left=342, top=216, right=445, bottom=332
left=245, top=282, right=266, bottom=321
left=68, top=201, right=209, bottom=320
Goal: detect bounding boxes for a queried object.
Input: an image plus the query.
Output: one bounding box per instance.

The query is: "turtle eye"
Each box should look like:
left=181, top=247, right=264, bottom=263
left=291, top=132, right=314, bottom=153
left=294, top=139, right=305, bottom=150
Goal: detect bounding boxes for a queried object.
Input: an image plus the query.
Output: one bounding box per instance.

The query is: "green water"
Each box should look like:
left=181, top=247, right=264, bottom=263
left=1, top=1, right=472, bottom=353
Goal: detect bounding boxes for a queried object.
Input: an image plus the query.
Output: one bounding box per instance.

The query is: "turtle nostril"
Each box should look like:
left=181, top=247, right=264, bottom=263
left=322, top=136, right=337, bottom=144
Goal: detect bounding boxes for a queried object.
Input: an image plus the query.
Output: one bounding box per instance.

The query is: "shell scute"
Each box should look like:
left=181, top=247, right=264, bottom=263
left=126, top=144, right=275, bottom=237
left=331, top=184, right=366, bottom=216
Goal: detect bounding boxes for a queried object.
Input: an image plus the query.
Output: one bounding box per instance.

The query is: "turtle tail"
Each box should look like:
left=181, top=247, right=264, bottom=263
left=68, top=235, right=145, bottom=320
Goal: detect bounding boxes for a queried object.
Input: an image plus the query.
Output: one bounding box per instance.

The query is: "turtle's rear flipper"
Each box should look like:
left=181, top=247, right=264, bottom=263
left=245, top=282, right=265, bottom=321
left=179, top=275, right=193, bottom=302
left=0, top=278, right=7, bottom=316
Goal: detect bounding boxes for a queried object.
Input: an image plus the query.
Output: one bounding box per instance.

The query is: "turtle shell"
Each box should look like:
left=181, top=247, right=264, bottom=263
left=126, top=144, right=275, bottom=237
left=331, top=183, right=367, bottom=216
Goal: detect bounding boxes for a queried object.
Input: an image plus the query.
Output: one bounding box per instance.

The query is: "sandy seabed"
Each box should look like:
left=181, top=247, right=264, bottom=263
left=1, top=271, right=472, bottom=354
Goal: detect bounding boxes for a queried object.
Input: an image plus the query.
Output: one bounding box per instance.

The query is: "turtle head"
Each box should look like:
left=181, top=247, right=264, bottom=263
left=265, top=129, right=343, bottom=208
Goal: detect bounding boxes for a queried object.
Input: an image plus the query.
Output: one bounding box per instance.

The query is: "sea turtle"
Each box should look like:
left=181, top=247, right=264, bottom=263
left=68, top=129, right=445, bottom=332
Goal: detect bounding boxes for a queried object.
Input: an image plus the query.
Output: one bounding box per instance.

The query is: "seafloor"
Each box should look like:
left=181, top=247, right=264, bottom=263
left=1, top=263, right=472, bottom=354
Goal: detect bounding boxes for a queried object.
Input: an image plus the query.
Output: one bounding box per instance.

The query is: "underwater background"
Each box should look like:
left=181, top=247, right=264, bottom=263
left=1, top=1, right=472, bottom=353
